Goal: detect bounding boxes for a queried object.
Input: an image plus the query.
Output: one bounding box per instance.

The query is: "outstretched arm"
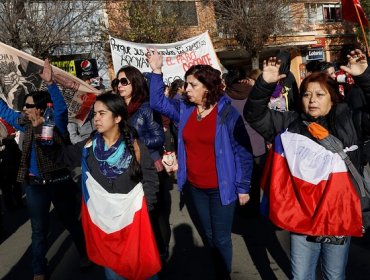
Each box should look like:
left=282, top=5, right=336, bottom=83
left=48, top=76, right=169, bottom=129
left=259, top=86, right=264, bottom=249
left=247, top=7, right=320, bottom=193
left=244, top=57, right=297, bottom=142
left=39, top=59, right=68, bottom=134
left=146, top=48, right=181, bottom=122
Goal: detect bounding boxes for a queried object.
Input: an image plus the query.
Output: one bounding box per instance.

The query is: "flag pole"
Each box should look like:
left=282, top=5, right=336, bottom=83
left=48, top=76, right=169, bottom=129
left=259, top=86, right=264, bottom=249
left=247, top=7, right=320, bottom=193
left=353, top=1, right=370, bottom=57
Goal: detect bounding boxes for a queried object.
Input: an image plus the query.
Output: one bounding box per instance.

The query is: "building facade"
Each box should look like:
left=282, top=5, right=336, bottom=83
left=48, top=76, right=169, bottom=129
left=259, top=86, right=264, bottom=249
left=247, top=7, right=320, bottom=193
left=105, top=0, right=359, bottom=84
left=212, top=0, right=359, bottom=84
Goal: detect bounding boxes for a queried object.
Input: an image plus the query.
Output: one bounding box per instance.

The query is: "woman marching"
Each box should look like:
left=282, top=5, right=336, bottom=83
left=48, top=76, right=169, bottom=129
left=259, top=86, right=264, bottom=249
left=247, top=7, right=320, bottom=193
left=244, top=50, right=370, bottom=279
left=111, top=66, right=171, bottom=263
left=147, top=49, right=253, bottom=279
left=55, top=93, right=161, bottom=280
left=0, top=59, right=87, bottom=280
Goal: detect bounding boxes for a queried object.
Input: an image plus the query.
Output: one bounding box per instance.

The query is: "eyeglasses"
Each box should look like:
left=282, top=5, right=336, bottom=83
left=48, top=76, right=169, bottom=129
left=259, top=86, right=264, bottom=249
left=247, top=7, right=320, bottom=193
left=112, top=77, right=130, bottom=88
left=24, top=103, right=36, bottom=109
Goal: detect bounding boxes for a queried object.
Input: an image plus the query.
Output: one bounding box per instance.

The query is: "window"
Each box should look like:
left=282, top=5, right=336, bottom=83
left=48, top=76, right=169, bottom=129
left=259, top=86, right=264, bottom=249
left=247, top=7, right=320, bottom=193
left=323, top=4, right=341, bottom=22
left=305, top=3, right=324, bottom=24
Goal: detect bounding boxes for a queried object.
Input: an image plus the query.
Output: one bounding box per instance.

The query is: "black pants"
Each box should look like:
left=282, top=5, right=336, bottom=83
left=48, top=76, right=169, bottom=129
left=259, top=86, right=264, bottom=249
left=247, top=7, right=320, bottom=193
left=150, top=170, right=172, bottom=261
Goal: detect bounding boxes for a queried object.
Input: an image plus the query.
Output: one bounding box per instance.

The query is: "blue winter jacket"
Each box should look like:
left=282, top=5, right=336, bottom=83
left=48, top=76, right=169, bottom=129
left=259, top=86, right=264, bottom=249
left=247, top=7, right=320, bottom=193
left=127, top=101, right=165, bottom=162
left=0, top=83, right=68, bottom=176
left=150, top=73, right=253, bottom=205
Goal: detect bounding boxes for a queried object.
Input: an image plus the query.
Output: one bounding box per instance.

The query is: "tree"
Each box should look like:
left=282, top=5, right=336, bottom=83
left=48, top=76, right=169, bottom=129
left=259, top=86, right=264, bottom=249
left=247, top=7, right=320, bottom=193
left=0, top=0, right=105, bottom=58
left=214, top=0, right=293, bottom=68
left=107, top=0, right=183, bottom=44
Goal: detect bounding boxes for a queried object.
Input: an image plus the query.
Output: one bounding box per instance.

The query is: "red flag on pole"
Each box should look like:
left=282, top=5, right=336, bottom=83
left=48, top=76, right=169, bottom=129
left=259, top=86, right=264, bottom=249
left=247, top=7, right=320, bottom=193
left=342, top=0, right=369, bottom=27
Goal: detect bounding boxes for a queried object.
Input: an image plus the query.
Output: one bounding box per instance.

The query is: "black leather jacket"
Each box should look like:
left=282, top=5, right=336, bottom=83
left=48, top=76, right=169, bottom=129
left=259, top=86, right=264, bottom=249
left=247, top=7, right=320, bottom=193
left=244, top=67, right=370, bottom=169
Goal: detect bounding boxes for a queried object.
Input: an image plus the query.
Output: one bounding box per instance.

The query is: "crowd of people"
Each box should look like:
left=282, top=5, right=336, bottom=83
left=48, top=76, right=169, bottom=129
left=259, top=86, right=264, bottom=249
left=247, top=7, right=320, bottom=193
left=0, top=46, right=370, bottom=280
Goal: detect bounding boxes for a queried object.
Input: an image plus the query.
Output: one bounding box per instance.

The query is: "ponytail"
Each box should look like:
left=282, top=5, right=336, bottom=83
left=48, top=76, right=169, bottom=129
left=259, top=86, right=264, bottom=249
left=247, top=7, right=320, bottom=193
left=121, top=122, right=143, bottom=181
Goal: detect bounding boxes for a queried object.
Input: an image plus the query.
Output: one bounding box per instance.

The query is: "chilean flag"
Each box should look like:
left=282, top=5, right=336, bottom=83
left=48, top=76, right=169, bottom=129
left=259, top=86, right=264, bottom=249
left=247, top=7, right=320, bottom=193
left=81, top=152, right=161, bottom=279
left=262, top=131, right=363, bottom=237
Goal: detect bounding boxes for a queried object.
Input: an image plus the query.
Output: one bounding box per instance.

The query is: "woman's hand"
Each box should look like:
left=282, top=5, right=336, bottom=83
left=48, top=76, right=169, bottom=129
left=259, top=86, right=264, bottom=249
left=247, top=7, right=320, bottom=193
left=39, top=59, right=53, bottom=85
left=262, top=57, right=286, bottom=83
left=340, top=49, right=368, bottom=77
left=28, top=109, right=44, bottom=127
left=238, top=193, right=250, bottom=206
left=146, top=48, right=163, bottom=74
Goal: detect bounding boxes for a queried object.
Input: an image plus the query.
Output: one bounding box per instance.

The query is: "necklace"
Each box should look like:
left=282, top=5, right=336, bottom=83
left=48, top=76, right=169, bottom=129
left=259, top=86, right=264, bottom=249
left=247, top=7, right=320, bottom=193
left=196, top=107, right=206, bottom=121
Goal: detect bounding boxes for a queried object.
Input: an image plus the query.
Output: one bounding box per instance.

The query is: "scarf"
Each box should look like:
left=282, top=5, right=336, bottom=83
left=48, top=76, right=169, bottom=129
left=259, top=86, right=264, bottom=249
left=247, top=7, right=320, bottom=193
left=127, top=101, right=143, bottom=119
left=92, top=133, right=132, bottom=179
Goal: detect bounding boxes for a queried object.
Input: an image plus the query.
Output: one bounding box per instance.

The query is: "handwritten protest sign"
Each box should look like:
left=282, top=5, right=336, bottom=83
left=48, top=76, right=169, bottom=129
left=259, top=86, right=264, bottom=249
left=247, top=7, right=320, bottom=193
left=110, top=31, right=221, bottom=84
left=0, top=42, right=100, bottom=126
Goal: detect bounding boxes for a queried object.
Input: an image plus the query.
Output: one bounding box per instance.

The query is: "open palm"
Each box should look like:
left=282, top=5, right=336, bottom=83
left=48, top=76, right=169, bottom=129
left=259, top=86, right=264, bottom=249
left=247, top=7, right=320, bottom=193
left=340, top=49, right=368, bottom=77
left=262, top=57, right=286, bottom=83
left=146, top=48, right=163, bottom=73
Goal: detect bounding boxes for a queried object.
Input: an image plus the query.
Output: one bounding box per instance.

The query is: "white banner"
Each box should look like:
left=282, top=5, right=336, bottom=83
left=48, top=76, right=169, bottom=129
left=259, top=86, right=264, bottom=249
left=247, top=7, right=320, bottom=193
left=109, top=32, right=221, bottom=84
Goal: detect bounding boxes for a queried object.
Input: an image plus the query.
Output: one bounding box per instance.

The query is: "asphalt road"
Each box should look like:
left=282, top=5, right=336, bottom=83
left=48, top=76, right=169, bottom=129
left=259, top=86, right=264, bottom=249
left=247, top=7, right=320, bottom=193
left=1, top=185, right=370, bottom=280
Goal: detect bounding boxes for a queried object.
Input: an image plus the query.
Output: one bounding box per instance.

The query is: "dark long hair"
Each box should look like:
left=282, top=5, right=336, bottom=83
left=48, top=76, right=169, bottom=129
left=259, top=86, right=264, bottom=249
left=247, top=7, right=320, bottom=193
left=115, top=66, right=148, bottom=103
left=95, top=93, right=142, bottom=180
left=24, top=91, right=51, bottom=112
left=184, top=65, right=224, bottom=109
left=168, top=78, right=184, bottom=99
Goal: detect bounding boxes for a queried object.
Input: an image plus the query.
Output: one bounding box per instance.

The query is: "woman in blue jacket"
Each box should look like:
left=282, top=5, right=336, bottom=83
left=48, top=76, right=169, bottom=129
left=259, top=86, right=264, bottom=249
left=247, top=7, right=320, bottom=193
left=147, top=49, right=253, bottom=279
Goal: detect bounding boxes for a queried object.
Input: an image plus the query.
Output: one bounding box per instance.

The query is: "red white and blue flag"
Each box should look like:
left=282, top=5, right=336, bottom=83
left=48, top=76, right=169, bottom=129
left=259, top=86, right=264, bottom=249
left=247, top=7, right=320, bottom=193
left=261, top=131, right=363, bottom=237
left=81, top=169, right=161, bottom=279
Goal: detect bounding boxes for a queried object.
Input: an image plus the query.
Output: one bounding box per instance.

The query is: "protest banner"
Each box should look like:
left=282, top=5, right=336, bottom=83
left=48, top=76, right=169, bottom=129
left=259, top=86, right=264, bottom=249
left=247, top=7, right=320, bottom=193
left=110, top=31, right=221, bottom=85
left=0, top=42, right=100, bottom=126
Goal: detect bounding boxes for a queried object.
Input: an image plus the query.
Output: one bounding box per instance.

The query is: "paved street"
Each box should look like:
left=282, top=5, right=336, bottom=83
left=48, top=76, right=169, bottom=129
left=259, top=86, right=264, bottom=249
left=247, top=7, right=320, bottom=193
left=1, top=185, right=370, bottom=280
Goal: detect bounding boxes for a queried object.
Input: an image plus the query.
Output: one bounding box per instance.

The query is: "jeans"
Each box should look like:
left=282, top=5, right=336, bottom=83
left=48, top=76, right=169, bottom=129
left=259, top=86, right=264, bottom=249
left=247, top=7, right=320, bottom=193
left=104, top=268, right=158, bottom=280
left=189, top=184, right=236, bottom=275
left=26, top=178, right=86, bottom=275
left=290, top=233, right=351, bottom=280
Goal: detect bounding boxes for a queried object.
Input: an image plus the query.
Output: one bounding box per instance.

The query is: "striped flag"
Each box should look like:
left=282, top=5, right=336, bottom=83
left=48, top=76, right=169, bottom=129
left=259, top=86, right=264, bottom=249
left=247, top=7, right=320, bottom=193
left=263, top=131, right=363, bottom=236
left=81, top=146, right=161, bottom=280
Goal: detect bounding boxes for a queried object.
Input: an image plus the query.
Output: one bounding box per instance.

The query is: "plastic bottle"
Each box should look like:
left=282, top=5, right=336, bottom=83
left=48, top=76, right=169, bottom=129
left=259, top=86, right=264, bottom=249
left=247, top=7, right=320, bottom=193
left=41, top=103, right=55, bottom=145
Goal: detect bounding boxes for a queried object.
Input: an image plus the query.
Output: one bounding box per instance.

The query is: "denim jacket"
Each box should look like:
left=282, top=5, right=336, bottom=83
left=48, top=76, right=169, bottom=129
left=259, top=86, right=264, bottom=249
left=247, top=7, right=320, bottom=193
left=150, top=73, right=253, bottom=205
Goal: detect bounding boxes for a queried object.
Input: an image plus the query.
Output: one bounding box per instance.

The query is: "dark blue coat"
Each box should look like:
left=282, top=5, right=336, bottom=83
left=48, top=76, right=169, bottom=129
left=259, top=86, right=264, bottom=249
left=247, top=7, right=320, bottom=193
left=128, top=101, right=165, bottom=162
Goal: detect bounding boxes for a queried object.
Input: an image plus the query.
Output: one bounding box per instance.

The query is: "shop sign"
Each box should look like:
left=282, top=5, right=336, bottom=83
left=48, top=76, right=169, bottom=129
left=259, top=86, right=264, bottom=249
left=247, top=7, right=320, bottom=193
left=307, top=48, right=324, bottom=61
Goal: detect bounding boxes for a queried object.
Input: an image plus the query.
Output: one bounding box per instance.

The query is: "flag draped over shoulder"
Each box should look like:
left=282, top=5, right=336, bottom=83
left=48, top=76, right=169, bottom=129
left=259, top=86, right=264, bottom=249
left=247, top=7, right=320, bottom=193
left=262, top=131, right=363, bottom=237
left=81, top=145, right=161, bottom=280
left=342, top=0, right=369, bottom=27
left=0, top=42, right=99, bottom=126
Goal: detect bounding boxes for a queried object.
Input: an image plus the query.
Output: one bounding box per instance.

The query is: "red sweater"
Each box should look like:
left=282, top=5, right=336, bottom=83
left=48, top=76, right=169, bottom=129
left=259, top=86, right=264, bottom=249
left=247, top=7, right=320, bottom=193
left=183, top=106, right=218, bottom=188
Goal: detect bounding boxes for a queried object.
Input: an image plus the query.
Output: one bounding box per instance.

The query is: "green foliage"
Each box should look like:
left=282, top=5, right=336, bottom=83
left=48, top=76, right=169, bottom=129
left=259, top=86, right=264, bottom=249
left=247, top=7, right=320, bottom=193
left=110, top=0, right=182, bottom=44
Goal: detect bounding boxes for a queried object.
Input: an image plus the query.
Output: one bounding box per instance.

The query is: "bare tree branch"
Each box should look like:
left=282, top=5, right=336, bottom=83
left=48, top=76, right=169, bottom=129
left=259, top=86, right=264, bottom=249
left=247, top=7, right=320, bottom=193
left=0, top=0, right=105, bottom=58
left=214, top=0, right=294, bottom=65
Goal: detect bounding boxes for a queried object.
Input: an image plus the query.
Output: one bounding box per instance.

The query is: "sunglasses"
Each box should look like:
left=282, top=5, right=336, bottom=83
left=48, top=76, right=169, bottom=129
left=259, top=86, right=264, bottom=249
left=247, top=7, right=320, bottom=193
left=112, top=77, right=131, bottom=87
left=24, top=103, right=36, bottom=109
